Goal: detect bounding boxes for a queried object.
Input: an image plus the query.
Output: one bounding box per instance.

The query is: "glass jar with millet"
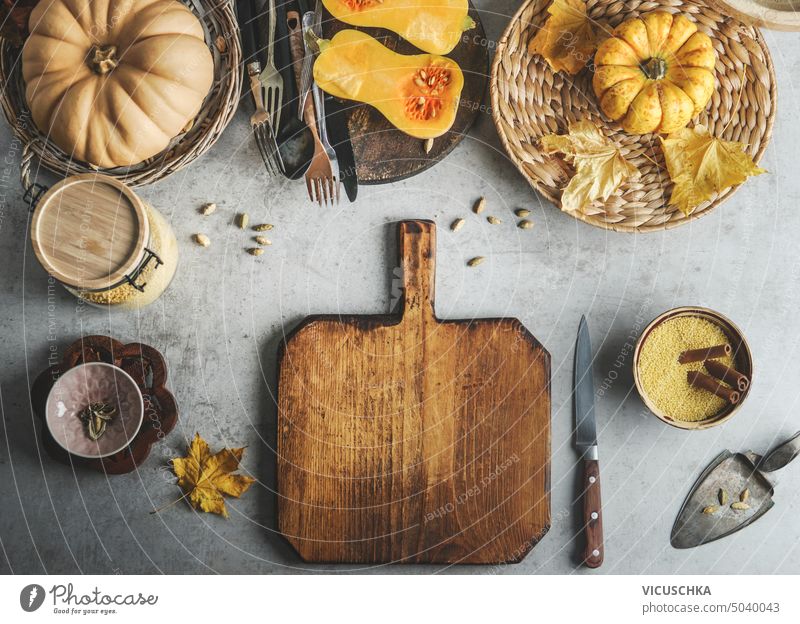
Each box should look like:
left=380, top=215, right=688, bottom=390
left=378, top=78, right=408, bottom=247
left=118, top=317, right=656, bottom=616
left=30, top=173, right=178, bottom=309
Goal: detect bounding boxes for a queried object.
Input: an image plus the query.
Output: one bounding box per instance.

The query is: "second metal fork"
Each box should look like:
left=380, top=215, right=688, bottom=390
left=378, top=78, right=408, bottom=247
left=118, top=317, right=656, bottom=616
left=248, top=66, right=282, bottom=177
left=288, top=9, right=337, bottom=205
left=303, top=10, right=339, bottom=205
left=258, top=0, right=284, bottom=132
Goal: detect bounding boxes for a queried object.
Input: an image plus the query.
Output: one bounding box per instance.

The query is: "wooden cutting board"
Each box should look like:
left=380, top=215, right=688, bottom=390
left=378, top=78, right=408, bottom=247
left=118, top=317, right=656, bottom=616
left=277, top=221, right=550, bottom=564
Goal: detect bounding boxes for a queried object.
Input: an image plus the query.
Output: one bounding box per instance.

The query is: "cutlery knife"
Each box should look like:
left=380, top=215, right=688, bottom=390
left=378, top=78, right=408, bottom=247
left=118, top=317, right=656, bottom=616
left=574, top=315, right=604, bottom=568
left=324, top=95, right=358, bottom=202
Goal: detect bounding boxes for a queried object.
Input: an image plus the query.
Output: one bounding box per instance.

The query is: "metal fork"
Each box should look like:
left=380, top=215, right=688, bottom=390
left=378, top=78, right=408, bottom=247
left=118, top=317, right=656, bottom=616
left=297, top=1, right=321, bottom=119
left=258, top=0, right=284, bottom=132
left=304, top=10, right=339, bottom=204
left=241, top=0, right=282, bottom=176
left=248, top=67, right=282, bottom=177
left=288, top=10, right=336, bottom=205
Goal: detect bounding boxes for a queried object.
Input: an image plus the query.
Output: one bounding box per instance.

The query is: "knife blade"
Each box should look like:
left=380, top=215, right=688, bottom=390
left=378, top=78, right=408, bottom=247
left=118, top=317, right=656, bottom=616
left=324, top=95, right=358, bottom=202
left=574, top=315, right=604, bottom=568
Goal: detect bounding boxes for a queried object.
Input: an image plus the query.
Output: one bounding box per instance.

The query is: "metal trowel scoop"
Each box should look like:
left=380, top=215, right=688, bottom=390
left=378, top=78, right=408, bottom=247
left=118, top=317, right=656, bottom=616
left=671, top=431, right=800, bottom=549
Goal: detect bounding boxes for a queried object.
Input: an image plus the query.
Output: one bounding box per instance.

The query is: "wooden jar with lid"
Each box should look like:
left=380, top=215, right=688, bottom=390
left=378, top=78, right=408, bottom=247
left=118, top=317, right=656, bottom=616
left=30, top=174, right=178, bottom=309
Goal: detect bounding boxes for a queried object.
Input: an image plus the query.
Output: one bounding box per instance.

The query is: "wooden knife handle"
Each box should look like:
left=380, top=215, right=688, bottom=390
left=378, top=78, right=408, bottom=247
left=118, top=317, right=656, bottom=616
left=582, top=458, right=604, bottom=568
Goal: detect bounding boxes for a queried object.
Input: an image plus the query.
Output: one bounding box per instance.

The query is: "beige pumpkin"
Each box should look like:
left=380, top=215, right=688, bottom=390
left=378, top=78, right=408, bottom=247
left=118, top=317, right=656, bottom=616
left=22, top=0, right=214, bottom=168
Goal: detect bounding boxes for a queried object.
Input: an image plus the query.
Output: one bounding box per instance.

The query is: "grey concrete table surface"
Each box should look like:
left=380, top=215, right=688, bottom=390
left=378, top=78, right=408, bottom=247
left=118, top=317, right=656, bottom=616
left=2, top=2, right=800, bottom=575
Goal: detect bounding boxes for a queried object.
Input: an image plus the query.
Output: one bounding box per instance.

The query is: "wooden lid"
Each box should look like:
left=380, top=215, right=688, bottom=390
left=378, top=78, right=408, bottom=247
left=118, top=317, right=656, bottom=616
left=707, top=0, right=800, bottom=31
left=30, top=174, right=149, bottom=290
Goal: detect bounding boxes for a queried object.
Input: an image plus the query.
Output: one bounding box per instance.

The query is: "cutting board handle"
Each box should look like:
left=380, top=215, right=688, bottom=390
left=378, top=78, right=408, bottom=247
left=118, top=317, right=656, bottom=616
left=398, top=220, right=436, bottom=325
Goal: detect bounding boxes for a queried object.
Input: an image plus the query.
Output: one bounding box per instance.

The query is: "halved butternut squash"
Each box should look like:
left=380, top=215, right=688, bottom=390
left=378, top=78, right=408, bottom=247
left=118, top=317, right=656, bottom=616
left=321, top=0, right=474, bottom=55
left=313, top=29, right=464, bottom=139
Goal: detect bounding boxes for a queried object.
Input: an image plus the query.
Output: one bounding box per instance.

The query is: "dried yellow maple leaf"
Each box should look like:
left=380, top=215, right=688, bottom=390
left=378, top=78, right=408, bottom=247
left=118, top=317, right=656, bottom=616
left=662, top=125, right=766, bottom=216
left=541, top=120, right=638, bottom=213
left=528, top=0, right=597, bottom=75
left=171, top=433, right=255, bottom=517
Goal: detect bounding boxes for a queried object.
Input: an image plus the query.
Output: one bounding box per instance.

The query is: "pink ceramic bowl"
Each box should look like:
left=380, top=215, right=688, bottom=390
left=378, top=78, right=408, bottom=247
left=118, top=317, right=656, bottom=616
left=45, top=362, right=144, bottom=459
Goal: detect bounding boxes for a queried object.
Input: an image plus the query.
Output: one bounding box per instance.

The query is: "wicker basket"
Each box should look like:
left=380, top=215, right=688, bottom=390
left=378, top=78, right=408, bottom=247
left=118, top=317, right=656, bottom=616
left=0, top=0, right=241, bottom=189
left=491, top=0, right=776, bottom=232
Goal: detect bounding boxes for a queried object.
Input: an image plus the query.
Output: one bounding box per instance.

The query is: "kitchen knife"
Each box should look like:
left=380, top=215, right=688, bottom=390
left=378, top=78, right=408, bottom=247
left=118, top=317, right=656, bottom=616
left=574, top=315, right=604, bottom=568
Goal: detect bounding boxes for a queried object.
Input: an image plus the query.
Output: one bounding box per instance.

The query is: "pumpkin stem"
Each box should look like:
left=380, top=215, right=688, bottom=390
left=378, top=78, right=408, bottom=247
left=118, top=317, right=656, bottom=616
left=641, top=57, right=667, bottom=80
left=88, top=44, right=119, bottom=74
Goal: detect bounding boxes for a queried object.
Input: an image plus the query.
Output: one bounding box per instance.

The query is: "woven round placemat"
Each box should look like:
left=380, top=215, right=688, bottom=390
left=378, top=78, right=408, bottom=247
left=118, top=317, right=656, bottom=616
left=491, top=0, right=776, bottom=232
left=0, top=0, right=241, bottom=189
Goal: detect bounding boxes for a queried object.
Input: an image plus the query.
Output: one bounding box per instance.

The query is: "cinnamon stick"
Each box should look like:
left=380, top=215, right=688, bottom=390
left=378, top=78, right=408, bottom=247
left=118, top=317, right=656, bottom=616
left=687, top=371, right=740, bottom=404
left=704, top=359, right=750, bottom=392
left=678, top=344, right=731, bottom=364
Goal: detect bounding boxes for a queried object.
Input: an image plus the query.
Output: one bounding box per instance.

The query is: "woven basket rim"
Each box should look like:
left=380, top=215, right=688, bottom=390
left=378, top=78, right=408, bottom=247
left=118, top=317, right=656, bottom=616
left=490, top=0, right=778, bottom=233
left=0, top=0, right=242, bottom=189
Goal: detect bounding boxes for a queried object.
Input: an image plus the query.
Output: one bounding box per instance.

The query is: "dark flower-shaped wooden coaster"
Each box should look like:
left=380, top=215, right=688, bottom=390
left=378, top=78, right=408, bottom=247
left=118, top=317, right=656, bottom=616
left=31, top=335, right=178, bottom=474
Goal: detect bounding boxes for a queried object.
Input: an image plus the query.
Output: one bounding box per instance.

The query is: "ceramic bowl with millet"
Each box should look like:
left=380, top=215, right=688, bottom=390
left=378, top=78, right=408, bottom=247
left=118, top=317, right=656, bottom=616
left=45, top=362, right=144, bottom=458
left=633, top=307, right=753, bottom=430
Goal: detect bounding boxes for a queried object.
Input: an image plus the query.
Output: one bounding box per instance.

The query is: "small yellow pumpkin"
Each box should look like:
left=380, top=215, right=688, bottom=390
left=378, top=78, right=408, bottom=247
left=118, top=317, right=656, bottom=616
left=22, top=0, right=214, bottom=168
left=593, top=12, right=716, bottom=134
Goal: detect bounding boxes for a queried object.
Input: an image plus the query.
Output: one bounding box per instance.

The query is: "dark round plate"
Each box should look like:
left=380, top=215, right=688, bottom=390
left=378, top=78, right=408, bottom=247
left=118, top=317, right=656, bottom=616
left=322, top=2, right=489, bottom=185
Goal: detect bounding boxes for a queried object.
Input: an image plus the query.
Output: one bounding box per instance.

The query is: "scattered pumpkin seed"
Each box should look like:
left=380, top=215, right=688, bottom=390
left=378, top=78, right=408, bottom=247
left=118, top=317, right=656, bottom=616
left=254, top=236, right=272, bottom=246
left=718, top=489, right=728, bottom=505
left=731, top=501, right=750, bottom=511
left=473, top=197, right=486, bottom=214
left=515, top=208, right=531, bottom=218
left=423, top=138, right=434, bottom=154
left=518, top=219, right=534, bottom=229
left=487, top=216, right=502, bottom=225
left=253, top=223, right=274, bottom=232
left=236, top=212, right=249, bottom=229
left=199, top=202, right=216, bottom=216
left=740, top=488, right=750, bottom=503
left=467, top=256, right=485, bottom=267
left=450, top=218, right=465, bottom=232
left=193, top=233, right=210, bottom=247
left=247, top=247, right=264, bottom=256
left=702, top=505, right=719, bottom=515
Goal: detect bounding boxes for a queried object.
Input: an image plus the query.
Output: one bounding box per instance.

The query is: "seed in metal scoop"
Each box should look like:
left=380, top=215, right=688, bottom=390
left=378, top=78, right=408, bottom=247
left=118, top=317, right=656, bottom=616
left=718, top=489, right=728, bottom=505
left=731, top=502, right=750, bottom=511
left=702, top=505, right=719, bottom=515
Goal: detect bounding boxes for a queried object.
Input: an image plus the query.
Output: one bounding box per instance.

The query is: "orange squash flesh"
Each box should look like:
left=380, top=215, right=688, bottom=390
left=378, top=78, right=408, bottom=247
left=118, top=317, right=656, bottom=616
left=313, top=30, right=464, bottom=139
left=321, top=0, right=474, bottom=55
